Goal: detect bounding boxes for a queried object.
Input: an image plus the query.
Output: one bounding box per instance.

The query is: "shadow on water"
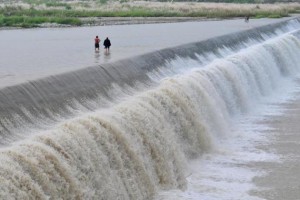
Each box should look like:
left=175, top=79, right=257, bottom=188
left=104, top=51, right=112, bottom=62
left=94, top=51, right=100, bottom=63
left=94, top=50, right=111, bottom=64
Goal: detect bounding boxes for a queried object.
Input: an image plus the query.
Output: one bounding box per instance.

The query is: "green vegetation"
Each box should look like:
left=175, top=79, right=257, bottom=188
left=0, top=16, right=81, bottom=28
left=45, top=2, right=72, bottom=9
left=0, top=1, right=299, bottom=28
left=0, top=6, right=81, bottom=27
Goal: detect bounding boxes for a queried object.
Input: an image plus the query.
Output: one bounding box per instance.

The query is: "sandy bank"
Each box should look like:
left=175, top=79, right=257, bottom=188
left=79, top=16, right=222, bottom=26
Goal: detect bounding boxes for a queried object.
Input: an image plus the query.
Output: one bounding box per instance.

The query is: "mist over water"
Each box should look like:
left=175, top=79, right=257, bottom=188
left=1, top=18, right=300, bottom=199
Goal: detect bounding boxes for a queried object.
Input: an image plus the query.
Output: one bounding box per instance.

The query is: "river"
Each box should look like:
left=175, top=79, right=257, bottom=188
left=0, top=17, right=300, bottom=199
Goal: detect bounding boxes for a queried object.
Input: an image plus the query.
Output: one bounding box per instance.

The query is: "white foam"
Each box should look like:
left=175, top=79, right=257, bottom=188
left=156, top=33, right=300, bottom=200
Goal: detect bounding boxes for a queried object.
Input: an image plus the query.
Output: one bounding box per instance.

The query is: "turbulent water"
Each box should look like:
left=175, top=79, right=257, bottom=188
left=1, top=18, right=300, bottom=199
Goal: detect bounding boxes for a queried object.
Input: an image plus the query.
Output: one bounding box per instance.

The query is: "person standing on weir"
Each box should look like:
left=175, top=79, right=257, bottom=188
left=95, top=36, right=100, bottom=51
left=245, top=15, right=250, bottom=23
left=103, top=37, right=111, bottom=53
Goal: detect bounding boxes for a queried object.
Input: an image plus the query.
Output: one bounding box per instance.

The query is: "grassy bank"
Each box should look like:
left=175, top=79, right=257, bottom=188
left=0, top=15, right=81, bottom=28
left=0, top=1, right=299, bottom=28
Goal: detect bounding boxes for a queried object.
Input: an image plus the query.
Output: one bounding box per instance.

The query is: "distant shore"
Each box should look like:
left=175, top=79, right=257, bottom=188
left=79, top=16, right=225, bottom=26
left=0, top=16, right=236, bottom=30
left=0, top=1, right=299, bottom=28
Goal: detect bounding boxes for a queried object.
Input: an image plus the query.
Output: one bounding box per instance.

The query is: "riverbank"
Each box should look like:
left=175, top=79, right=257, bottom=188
left=0, top=1, right=300, bottom=28
left=0, top=16, right=237, bottom=30
left=79, top=16, right=229, bottom=26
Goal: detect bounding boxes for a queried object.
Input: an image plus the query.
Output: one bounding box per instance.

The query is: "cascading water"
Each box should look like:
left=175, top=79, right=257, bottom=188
left=1, top=18, right=300, bottom=199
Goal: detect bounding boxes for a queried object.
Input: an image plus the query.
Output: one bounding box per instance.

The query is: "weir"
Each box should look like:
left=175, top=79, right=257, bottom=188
left=1, top=18, right=300, bottom=199
left=1, top=18, right=300, bottom=143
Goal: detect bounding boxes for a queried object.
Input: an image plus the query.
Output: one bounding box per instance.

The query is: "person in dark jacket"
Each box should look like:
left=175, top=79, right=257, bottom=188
left=103, top=37, right=111, bottom=53
left=245, top=15, right=249, bottom=23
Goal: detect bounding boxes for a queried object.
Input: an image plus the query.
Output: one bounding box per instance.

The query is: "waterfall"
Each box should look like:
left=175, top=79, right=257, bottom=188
left=1, top=18, right=300, bottom=199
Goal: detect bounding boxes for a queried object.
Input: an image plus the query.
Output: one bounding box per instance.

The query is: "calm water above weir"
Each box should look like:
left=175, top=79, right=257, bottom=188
left=0, top=18, right=288, bottom=88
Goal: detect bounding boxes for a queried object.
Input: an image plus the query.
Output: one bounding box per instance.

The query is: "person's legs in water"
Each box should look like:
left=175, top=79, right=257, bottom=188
left=95, top=43, right=99, bottom=51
